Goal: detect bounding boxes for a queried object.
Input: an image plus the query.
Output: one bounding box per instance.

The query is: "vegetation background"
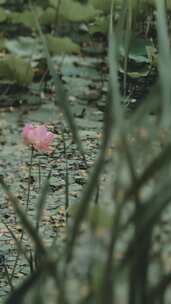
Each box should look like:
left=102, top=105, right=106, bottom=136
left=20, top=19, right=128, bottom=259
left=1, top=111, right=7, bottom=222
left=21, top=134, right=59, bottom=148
left=0, top=0, right=171, bottom=303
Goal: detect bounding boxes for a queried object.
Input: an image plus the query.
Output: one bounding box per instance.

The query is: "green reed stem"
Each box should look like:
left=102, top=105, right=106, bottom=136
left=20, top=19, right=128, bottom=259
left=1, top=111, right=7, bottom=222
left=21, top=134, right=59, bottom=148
left=26, top=146, right=34, bottom=210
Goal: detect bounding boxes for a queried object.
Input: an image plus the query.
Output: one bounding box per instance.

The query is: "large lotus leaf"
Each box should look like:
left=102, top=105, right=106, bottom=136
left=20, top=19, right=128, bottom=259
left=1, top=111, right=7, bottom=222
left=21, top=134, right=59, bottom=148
left=49, top=0, right=99, bottom=22
left=46, top=34, right=80, bottom=55
left=0, top=7, right=7, bottom=22
left=40, top=7, right=56, bottom=25
left=10, top=7, right=43, bottom=29
left=90, top=0, right=112, bottom=12
left=0, top=55, right=33, bottom=85
left=120, top=36, right=154, bottom=64
left=88, top=16, right=109, bottom=34
left=5, top=37, right=43, bottom=59
left=41, top=6, right=89, bottom=25
left=119, top=66, right=150, bottom=78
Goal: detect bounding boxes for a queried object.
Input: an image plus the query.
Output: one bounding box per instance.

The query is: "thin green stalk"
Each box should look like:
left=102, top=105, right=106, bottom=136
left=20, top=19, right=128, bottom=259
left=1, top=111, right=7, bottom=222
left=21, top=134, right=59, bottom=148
left=128, top=229, right=152, bottom=304
left=99, top=2, right=129, bottom=300
left=54, top=0, right=62, bottom=26
left=123, top=2, right=132, bottom=97
left=94, top=181, right=100, bottom=205
left=26, top=146, right=34, bottom=210
left=62, top=131, right=69, bottom=221
left=35, top=169, right=51, bottom=268
left=4, top=264, right=14, bottom=291
left=155, top=0, right=171, bottom=127
left=36, top=170, right=51, bottom=232
left=38, top=160, right=41, bottom=190
left=99, top=198, right=124, bottom=304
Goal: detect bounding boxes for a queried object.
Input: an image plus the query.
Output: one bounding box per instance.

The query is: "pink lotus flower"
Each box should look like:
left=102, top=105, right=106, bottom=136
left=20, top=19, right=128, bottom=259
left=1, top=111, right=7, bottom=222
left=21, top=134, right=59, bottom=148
left=23, top=123, right=55, bottom=154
